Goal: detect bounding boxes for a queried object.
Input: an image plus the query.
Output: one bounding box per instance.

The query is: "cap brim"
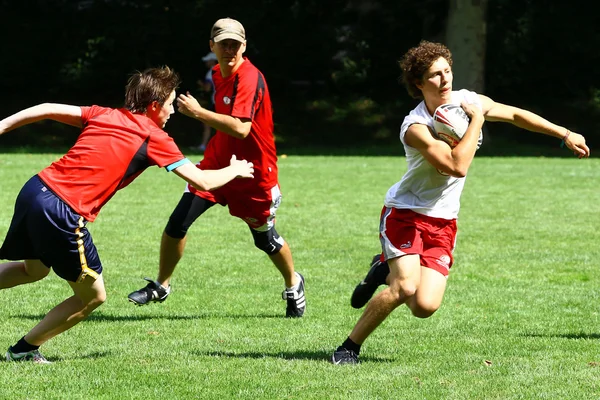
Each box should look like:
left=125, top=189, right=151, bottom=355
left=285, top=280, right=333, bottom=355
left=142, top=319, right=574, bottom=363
left=213, top=33, right=245, bottom=43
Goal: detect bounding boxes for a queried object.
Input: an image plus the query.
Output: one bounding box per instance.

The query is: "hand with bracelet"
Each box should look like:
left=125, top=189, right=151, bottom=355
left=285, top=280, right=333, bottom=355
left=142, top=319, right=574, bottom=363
left=561, top=129, right=590, bottom=159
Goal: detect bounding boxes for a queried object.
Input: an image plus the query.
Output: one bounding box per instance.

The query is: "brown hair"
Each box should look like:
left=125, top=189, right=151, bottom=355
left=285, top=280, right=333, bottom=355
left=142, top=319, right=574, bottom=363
left=399, top=41, right=453, bottom=99
left=124, top=66, right=181, bottom=113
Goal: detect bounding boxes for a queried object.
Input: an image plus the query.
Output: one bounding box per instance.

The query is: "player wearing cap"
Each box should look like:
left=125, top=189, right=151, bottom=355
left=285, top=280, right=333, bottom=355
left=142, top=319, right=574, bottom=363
left=128, top=18, right=306, bottom=318
left=331, top=40, right=590, bottom=365
left=0, top=66, right=254, bottom=363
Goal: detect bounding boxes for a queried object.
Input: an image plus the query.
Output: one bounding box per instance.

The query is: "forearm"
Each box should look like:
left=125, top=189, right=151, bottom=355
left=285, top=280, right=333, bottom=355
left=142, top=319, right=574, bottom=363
left=191, top=108, right=248, bottom=139
left=512, top=110, right=568, bottom=139
left=448, top=116, right=484, bottom=176
left=174, top=163, right=239, bottom=191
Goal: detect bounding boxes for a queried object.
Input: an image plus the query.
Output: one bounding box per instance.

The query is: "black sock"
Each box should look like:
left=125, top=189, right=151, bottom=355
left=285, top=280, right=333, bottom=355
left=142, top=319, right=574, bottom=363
left=341, top=337, right=361, bottom=355
left=10, top=337, right=39, bottom=354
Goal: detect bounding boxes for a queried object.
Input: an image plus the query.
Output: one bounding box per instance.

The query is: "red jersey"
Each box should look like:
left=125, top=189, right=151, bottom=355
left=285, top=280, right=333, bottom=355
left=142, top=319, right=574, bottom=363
left=194, top=58, right=277, bottom=192
left=38, top=106, right=186, bottom=222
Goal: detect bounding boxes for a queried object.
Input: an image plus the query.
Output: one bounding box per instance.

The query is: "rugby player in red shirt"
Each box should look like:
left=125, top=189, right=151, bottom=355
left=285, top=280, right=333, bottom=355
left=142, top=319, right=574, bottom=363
left=128, top=18, right=306, bottom=318
left=0, top=66, right=254, bottom=363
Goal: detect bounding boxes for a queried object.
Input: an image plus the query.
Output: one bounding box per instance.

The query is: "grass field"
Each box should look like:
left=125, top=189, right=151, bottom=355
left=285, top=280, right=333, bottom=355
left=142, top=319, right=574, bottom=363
left=0, top=153, right=599, bottom=399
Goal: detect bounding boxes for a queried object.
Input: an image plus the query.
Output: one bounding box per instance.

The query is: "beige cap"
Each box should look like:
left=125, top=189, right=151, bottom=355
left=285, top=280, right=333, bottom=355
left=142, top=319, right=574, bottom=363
left=211, top=18, right=246, bottom=43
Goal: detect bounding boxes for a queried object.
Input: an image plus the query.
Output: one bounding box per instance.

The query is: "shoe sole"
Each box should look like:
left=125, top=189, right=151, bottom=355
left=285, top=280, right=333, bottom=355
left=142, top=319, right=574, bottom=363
left=127, top=296, right=168, bottom=306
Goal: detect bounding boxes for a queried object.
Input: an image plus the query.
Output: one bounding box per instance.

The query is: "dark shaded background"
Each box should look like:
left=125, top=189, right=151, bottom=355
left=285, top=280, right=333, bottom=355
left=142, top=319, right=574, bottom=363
left=1, top=0, right=598, bottom=155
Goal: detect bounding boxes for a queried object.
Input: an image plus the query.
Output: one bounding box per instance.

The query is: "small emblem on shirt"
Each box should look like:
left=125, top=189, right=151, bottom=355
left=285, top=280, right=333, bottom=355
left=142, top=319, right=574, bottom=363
left=223, top=96, right=231, bottom=105
left=436, top=255, right=451, bottom=270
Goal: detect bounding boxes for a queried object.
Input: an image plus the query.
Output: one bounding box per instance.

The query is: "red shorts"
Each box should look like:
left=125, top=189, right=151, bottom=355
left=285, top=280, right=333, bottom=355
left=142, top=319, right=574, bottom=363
left=379, top=207, right=457, bottom=276
left=190, top=184, right=282, bottom=231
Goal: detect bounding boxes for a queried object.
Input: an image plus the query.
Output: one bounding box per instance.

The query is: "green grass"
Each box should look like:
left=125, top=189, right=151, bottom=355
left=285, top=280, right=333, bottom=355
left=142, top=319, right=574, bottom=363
left=1, top=153, right=599, bottom=399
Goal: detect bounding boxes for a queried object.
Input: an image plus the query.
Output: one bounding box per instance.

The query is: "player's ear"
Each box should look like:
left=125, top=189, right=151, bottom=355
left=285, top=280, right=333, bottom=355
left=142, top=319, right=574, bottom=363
left=241, top=41, right=247, bottom=54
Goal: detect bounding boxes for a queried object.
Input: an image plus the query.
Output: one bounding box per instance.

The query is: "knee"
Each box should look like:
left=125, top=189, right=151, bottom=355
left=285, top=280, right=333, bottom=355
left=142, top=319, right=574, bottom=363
left=388, top=279, right=418, bottom=304
left=164, top=218, right=188, bottom=239
left=251, top=228, right=284, bottom=255
left=409, top=300, right=440, bottom=319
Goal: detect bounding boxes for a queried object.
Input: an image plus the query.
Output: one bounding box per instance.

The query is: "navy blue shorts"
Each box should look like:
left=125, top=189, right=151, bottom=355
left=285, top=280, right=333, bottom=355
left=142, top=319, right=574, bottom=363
left=0, top=175, right=102, bottom=282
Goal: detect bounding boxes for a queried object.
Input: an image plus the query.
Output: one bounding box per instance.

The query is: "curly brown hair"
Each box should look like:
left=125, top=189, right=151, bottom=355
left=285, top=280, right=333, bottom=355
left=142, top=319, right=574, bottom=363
left=124, top=66, right=181, bottom=113
left=399, top=41, right=453, bottom=100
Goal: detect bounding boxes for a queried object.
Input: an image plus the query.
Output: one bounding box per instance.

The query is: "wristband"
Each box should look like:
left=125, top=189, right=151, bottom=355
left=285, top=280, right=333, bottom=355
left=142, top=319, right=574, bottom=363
left=560, top=130, right=571, bottom=148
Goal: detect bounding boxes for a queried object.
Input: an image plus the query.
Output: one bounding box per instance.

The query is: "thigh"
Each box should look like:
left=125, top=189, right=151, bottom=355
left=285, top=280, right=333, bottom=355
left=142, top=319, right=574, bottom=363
left=380, top=207, right=424, bottom=261
left=68, top=273, right=106, bottom=304
left=412, top=266, right=448, bottom=312
left=419, top=217, right=457, bottom=277
left=32, top=202, right=103, bottom=283
left=166, top=192, right=216, bottom=236
left=227, top=185, right=281, bottom=231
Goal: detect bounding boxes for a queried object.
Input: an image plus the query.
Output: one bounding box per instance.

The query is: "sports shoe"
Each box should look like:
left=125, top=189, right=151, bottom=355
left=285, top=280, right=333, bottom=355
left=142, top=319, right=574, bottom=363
left=331, top=347, right=359, bottom=365
left=350, top=254, right=390, bottom=309
left=5, top=348, right=51, bottom=364
left=282, top=273, right=306, bottom=318
left=128, top=278, right=171, bottom=306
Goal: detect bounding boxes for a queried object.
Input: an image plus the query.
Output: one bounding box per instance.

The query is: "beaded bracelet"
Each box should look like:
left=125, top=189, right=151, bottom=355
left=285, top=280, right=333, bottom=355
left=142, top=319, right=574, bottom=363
left=560, top=130, right=571, bottom=148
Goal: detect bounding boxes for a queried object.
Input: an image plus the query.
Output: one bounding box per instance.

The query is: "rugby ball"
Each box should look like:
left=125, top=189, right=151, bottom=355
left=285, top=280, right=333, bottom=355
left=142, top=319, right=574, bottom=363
left=432, top=103, right=483, bottom=149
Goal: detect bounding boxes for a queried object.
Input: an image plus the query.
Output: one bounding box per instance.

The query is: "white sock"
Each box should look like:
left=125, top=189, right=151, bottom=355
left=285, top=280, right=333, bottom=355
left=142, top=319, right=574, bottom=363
left=286, top=272, right=301, bottom=291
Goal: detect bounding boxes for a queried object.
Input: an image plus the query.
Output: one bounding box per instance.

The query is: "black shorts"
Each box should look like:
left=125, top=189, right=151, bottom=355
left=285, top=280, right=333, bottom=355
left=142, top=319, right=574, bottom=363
left=0, top=175, right=102, bottom=282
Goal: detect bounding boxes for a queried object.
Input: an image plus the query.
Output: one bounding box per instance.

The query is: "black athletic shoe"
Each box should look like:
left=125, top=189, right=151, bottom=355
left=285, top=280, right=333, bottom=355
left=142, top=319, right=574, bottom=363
left=331, top=347, right=359, bottom=365
left=350, top=254, right=390, bottom=309
left=128, top=278, right=171, bottom=305
left=282, top=273, right=306, bottom=318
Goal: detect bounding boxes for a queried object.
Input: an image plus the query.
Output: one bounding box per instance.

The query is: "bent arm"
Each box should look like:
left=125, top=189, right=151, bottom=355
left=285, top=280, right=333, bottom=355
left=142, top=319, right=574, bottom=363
left=405, top=114, right=484, bottom=178
left=177, top=93, right=251, bottom=139
left=0, top=103, right=82, bottom=135
left=196, top=109, right=252, bottom=139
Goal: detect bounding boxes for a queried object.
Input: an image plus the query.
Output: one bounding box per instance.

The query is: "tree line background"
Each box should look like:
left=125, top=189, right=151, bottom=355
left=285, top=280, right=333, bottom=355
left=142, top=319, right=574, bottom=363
left=1, top=0, right=598, bottom=155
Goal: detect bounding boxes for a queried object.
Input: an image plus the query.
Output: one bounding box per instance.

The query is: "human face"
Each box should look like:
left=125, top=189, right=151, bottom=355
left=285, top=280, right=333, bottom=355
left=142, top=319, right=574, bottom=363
left=210, top=39, right=246, bottom=75
left=147, top=90, right=176, bottom=128
left=417, top=57, right=453, bottom=107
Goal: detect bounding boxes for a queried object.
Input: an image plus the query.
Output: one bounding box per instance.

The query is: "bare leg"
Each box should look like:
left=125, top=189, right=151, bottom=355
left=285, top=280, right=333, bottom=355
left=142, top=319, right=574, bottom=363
left=406, top=267, right=447, bottom=318
left=0, top=260, right=50, bottom=289
left=157, top=231, right=187, bottom=287
left=268, top=241, right=298, bottom=287
left=25, top=274, right=106, bottom=346
left=349, top=254, right=421, bottom=344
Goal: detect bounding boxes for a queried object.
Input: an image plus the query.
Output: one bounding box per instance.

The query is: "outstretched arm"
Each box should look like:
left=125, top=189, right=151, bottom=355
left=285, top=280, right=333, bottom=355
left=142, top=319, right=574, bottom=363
left=0, top=103, right=82, bottom=135
left=479, top=95, right=590, bottom=158
left=172, top=155, right=254, bottom=191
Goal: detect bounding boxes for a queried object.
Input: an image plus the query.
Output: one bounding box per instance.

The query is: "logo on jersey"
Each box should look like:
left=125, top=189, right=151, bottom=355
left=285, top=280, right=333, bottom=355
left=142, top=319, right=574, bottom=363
left=435, top=255, right=451, bottom=270
left=223, top=96, right=231, bottom=105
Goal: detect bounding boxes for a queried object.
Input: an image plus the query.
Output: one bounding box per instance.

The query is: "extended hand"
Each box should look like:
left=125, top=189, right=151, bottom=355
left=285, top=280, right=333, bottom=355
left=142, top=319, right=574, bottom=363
left=565, top=131, right=591, bottom=158
left=229, top=155, right=254, bottom=179
left=177, top=92, right=203, bottom=118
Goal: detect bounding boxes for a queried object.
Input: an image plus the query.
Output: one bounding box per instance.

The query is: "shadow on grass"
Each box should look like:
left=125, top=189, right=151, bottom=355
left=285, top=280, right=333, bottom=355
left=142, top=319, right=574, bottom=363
left=194, top=349, right=390, bottom=363
left=49, top=351, right=112, bottom=362
left=13, top=312, right=286, bottom=322
left=522, top=332, right=600, bottom=340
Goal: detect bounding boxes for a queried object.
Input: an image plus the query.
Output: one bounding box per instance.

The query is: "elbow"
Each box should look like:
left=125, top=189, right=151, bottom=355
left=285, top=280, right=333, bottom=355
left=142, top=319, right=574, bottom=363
left=190, top=180, right=212, bottom=192
left=234, top=125, right=252, bottom=139
left=452, top=168, right=468, bottom=178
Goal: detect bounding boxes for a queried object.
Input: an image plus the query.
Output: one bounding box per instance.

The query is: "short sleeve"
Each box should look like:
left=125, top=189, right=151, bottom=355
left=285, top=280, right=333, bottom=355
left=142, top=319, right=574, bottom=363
left=146, top=129, right=186, bottom=169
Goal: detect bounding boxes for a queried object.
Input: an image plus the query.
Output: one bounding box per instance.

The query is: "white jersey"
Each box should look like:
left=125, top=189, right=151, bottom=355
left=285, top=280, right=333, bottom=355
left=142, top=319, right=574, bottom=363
left=384, top=89, right=481, bottom=220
